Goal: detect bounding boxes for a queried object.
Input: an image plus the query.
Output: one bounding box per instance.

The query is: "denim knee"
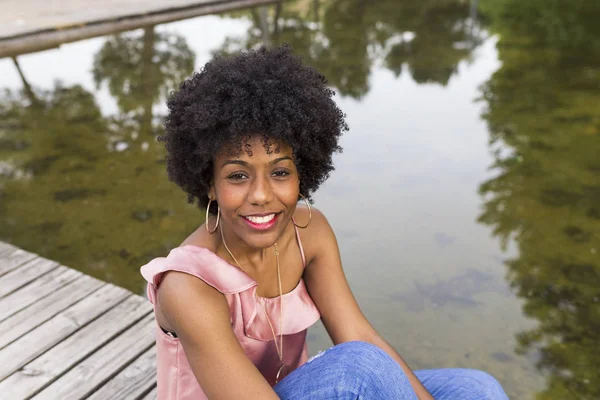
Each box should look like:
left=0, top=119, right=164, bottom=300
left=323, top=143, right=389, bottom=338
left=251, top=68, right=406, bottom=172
left=310, top=342, right=392, bottom=387
left=276, top=341, right=418, bottom=399
left=461, top=369, right=506, bottom=397
left=323, top=341, right=391, bottom=371
left=323, top=341, right=417, bottom=399
left=442, top=369, right=507, bottom=399
left=415, top=368, right=509, bottom=400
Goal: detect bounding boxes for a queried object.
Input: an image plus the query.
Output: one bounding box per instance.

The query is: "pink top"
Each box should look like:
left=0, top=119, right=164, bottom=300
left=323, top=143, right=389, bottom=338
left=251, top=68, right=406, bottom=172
left=140, top=227, right=321, bottom=400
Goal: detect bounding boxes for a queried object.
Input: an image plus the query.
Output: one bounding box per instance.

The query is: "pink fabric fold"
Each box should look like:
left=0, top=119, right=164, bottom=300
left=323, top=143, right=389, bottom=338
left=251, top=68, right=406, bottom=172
left=242, top=281, right=321, bottom=341
left=140, top=228, right=320, bottom=400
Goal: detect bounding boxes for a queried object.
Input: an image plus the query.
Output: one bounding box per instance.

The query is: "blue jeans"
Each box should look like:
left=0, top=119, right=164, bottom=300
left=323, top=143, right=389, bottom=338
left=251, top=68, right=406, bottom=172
left=274, top=342, right=509, bottom=399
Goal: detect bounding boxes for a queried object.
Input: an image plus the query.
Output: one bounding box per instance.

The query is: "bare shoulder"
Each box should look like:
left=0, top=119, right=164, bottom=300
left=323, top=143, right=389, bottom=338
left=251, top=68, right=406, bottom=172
left=158, top=270, right=222, bottom=306
left=295, top=206, right=337, bottom=264
left=156, top=269, right=229, bottom=333
left=153, top=221, right=222, bottom=332
left=179, top=222, right=218, bottom=251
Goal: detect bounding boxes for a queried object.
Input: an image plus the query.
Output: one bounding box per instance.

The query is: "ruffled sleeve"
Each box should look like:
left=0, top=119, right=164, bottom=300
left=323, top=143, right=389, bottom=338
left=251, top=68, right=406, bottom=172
left=139, top=244, right=320, bottom=344
left=240, top=279, right=321, bottom=341
left=140, top=245, right=257, bottom=305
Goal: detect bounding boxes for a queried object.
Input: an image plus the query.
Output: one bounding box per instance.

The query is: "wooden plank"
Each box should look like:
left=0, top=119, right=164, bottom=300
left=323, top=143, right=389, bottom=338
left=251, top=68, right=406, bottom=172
left=87, top=346, right=157, bottom=400
left=0, top=275, right=104, bottom=349
left=0, top=247, right=39, bottom=277
left=0, top=256, right=58, bottom=298
left=31, top=314, right=156, bottom=400
left=0, top=0, right=279, bottom=58
left=0, top=265, right=79, bottom=322
left=0, top=242, right=17, bottom=254
left=0, top=284, right=130, bottom=381
left=1, top=295, right=152, bottom=398
left=1, top=0, right=219, bottom=37
left=142, top=386, right=158, bottom=400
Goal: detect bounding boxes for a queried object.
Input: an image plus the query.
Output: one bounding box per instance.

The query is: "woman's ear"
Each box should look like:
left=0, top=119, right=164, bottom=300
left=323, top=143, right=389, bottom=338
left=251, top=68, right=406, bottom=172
left=208, top=186, right=215, bottom=201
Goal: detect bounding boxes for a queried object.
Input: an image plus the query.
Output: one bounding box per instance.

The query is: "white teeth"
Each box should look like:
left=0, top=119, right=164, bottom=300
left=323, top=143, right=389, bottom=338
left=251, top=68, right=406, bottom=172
left=246, top=214, right=275, bottom=224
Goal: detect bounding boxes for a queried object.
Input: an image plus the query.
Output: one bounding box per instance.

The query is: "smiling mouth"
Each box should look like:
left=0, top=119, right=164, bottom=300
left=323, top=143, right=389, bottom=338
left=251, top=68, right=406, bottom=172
left=244, top=214, right=276, bottom=224
left=241, top=213, right=281, bottom=230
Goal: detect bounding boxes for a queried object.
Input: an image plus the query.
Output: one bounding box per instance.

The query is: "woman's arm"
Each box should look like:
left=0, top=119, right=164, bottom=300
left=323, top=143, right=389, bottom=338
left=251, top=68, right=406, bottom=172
left=302, top=209, right=433, bottom=400
left=157, top=271, right=279, bottom=400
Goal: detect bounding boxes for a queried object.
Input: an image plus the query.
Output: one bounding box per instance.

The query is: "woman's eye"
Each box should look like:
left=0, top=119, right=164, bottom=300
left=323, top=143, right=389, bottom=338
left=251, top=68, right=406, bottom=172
left=228, top=173, right=248, bottom=180
left=272, top=170, right=290, bottom=178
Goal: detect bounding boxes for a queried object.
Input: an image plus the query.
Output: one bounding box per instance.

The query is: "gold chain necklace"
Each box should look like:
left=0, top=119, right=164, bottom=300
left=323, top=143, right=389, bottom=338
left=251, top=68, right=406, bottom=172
left=219, top=225, right=287, bottom=383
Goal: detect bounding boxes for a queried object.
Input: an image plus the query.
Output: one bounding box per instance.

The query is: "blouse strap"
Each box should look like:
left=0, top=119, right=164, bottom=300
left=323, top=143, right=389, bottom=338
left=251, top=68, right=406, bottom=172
left=293, top=222, right=306, bottom=268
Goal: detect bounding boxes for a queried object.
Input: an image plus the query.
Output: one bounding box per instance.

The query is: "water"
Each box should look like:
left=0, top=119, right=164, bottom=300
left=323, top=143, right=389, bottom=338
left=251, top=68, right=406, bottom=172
left=1, top=1, right=599, bottom=399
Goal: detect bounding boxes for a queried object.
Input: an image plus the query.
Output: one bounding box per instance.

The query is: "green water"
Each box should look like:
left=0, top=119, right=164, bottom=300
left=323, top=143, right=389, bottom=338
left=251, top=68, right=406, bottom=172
left=1, top=1, right=599, bottom=399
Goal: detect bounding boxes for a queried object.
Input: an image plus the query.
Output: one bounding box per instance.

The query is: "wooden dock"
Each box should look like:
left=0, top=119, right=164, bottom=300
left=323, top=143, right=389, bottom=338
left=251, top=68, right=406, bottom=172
left=0, top=241, right=158, bottom=399
left=0, top=0, right=279, bottom=57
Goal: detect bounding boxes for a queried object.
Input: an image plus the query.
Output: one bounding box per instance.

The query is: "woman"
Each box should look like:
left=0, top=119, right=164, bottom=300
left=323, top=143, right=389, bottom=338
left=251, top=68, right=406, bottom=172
left=141, top=45, right=509, bottom=399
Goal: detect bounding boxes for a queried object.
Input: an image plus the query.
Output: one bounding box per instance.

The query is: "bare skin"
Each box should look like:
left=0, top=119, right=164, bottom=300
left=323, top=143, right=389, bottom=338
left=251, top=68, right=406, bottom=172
left=156, top=136, right=433, bottom=400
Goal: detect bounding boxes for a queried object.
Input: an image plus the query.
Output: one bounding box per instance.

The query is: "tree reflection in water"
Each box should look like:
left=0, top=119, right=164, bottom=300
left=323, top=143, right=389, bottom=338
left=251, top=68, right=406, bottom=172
left=92, top=26, right=195, bottom=136
left=478, top=0, right=600, bottom=398
left=216, top=0, right=485, bottom=99
left=0, top=28, right=197, bottom=292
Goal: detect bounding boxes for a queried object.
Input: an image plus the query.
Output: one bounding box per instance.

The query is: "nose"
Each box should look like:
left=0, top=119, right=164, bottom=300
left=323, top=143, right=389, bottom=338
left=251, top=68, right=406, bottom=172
left=247, top=175, right=274, bottom=206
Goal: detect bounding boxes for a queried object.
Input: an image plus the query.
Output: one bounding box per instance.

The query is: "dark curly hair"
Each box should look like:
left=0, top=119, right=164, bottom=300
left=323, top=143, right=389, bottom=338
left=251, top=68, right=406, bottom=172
left=159, top=44, right=348, bottom=213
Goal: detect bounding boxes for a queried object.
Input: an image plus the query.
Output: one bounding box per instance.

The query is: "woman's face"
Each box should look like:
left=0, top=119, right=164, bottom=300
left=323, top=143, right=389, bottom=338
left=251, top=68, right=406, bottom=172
left=210, top=136, right=300, bottom=249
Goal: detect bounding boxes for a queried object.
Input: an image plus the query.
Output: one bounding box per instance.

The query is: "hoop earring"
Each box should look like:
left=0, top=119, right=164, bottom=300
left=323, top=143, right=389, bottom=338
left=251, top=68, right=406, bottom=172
left=206, top=199, right=220, bottom=234
left=293, top=194, right=312, bottom=229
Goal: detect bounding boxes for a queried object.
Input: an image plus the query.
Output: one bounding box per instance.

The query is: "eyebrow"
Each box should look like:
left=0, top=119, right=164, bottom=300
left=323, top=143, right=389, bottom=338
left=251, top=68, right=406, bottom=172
left=221, top=156, right=294, bottom=167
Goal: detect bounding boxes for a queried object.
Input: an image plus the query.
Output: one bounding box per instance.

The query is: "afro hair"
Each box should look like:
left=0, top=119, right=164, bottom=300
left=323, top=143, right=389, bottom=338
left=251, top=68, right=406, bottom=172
left=159, top=44, right=348, bottom=213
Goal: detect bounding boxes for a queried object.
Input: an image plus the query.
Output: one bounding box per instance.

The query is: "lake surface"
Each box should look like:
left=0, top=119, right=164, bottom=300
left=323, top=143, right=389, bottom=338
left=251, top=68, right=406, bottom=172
left=1, top=1, right=598, bottom=399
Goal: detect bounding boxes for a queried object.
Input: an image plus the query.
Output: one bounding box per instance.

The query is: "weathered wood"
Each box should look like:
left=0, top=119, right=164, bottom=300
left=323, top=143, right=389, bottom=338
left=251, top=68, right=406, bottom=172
left=31, top=314, right=156, bottom=399
left=2, top=0, right=220, bottom=37
left=0, top=284, right=130, bottom=380
left=0, top=241, right=160, bottom=398
left=87, top=346, right=157, bottom=400
left=1, top=295, right=152, bottom=398
left=0, top=256, right=58, bottom=298
left=0, top=0, right=280, bottom=58
left=0, top=265, right=79, bottom=322
left=0, top=247, right=39, bottom=277
left=142, top=386, right=158, bottom=400
left=0, top=274, right=104, bottom=348
left=0, top=241, right=16, bottom=254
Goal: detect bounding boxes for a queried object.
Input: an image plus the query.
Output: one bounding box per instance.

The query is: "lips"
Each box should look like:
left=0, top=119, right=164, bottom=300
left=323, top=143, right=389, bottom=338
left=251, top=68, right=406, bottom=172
left=241, top=212, right=281, bottom=231
left=245, top=214, right=276, bottom=224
